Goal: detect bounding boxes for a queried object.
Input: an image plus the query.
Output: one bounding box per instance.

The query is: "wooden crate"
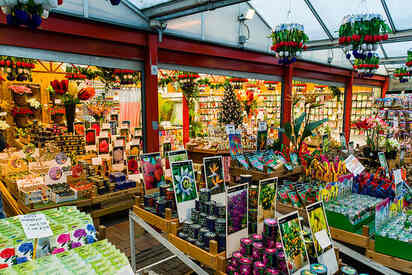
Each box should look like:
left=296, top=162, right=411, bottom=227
left=168, top=222, right=226, bottom=273
left=133, top=201, right=178, bottom=233
left=366, top=248, right=412, bottom=274
left=330, top=226, right=370, bottom=248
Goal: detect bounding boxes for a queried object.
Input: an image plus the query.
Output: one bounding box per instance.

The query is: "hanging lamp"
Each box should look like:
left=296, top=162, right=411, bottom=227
left=338, top=0, right=391, bottom=76
left=270, top=0, right=308, bottom=65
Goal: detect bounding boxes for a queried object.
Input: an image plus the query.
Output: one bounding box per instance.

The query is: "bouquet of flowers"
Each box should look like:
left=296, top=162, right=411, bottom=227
left=354, top=116, right=388, bottom=155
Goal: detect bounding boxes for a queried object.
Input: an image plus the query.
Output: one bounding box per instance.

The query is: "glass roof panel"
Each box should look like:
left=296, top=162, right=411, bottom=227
left=385, top=0, right=412, bottom=30
left=250, top=0, right=328, bottom=40
left=309, top=0, right=389, bottom=38
left=382, top=41, right=412, bottom=57
left=128, top=0, right=172, bottom=9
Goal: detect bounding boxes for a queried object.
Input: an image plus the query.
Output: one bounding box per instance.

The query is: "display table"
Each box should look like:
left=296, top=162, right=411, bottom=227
left=187, top=148, right=230, bottom=164
left=133, top=199, right=178, bottom=233
left=0, top=176, right=140, bottom=226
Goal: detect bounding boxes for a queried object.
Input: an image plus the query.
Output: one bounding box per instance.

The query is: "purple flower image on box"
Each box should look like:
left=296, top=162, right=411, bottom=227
left=228, top=189, right=247, bottom=235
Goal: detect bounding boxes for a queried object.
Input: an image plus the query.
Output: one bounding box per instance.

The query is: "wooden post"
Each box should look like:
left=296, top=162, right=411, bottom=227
left=98, top=225, right=106, bottom=240
left=209, top=240, right=218, bottom=255
left=381, top=76, right=389, bottom=98
left=362, top=225, right=369, bottom=237
left=144, top=34, right=160, bottom=153
left=165, top=208, right=172, bottom=220
left=343, top=72, right=354, bottom=144
left=183, top=96, right=189, bottom=146
left=280, top=65, right=293, bottom=149
left=170, top=222, right=178, bottom=235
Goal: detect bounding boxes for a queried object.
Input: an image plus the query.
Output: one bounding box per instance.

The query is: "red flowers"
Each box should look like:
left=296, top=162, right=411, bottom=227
left=229, top=77, right=248, bottom=83
left=78, top=86, right=95, bottom=101
left=0, top=60, right=35, bottom=68
left=128, top=159, right=138, bottom=172
left=65, top=73, right=86, bottom=80
left=50, top=80, right=69, bottom=95
left=263, top=81, right=279, bottom=85
left=11, top=107, right=34, bottom=116
left=338, top=34, right=388, bottom=45
left=0, top=248, right=15, bottom=259
left=178, top=73, right=200, bottom=80
left=113, top=69, right=137, bottom=74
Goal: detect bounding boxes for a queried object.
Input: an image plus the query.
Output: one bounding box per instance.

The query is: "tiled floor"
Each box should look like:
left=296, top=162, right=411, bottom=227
left=102, top=213, right=195, bottom=275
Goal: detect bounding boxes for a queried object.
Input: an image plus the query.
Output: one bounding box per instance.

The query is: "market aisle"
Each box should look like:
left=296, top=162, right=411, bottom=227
left=103, top=217, right=196, bottom=275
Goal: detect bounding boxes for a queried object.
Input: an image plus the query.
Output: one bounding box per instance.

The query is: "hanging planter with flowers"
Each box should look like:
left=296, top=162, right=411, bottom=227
left=0, top=57, right=36, bottom=81
left=339, top=1, right=391, bottom=77
left=270, top=23, right=308, bottom=64
left=405, top=48, right=412, bottom=67
left=393, top=67, right=411, bottom=83
left=353, top=52, right=380, bottom=77
left=113, top=69, right=139, bottom=85
left=0, top=0, right=63, bottom=29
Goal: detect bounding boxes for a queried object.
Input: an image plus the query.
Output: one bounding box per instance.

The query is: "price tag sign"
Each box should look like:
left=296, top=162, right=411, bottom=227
left=225, top=124, right=235, bottom=135
left=19, top=214, right=53, bottom=239
left=258, top=121, right=267, bottom=131
left=102, top=123, right=110, bottom=129
left=100, top=131, right=108, bottom=138
left=92, top=157, right=102, bottom=166
left=315, top=230, right=332, bottom=250
left=55, top=99, right=62, bottom=104
left=394, top=169, right=403, bottom=185
left=344, top=155, right=365, bottom=176
left=115, top=140, right=124, bottom=147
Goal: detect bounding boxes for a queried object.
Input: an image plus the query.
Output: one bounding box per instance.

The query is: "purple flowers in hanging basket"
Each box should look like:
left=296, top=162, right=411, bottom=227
left=110, top=0, right=121, bottom=5
left=228, top=190, right=247, bottom=234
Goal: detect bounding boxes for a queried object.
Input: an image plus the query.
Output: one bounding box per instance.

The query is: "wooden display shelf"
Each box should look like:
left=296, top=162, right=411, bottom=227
left=330, top=226, right=370, bottom=248
left=133, top=202, right=177, bottom=233
left=187, top=148, right=230, bottom=164
left=168, top=222, right=226, bottom=274
left=0, top=176, right=140, bottom=225
left=230, top=165, right=303, bottom=182
left=366, top=248, right=412, bottom=274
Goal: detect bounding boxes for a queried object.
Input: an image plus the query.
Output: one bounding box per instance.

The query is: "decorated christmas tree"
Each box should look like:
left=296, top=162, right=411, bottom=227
left=218, top=83, right=243, bottom=127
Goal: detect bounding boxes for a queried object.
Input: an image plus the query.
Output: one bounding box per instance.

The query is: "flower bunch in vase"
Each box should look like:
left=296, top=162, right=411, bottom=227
left=353, top=53, right=380, bottom=77
left=270, top=23, right=308, bottom=64
left=393, top=66, right=411, bottom=83
left=0, top=0, right=62, bottom=28
left=354, top=116, right=388, bottom=158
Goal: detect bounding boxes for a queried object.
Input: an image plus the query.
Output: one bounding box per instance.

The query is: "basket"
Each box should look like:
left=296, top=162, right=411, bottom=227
left=13, top=93, right=27, bottom=106
left=15, top=115, right=31, bottom=128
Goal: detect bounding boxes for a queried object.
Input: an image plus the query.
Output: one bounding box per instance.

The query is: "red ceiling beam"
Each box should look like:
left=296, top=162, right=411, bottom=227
left=0, top=13, right=147, bottom=47
left=159, top=49, right=284, bottom=77
left=294, top=61, right=352, bottom=78
left=353, top=78, right=384, bottom=87
left=0, top=25, right=144, bottom=61
left=293, top=69, right=347, bottom=84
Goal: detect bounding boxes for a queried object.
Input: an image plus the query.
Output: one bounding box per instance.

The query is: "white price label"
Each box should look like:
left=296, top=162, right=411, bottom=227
left=394, top=169, right=402, bottom=185
left=19, top=214, right=53, bottom=239
left=344, top=154, right=365, bottom=176
left=258, top=121, right=267, bottom=131
left=92, top=157, right=101, bottom=166
left=315, top=229, right=332, bottom=250
left=115, top=140, right=124, bottom=147
left=225, top=124, right=235, bottom=135
left=102, top=123, right=110, bottom=129
left=55, top=99, right=62, bottom=104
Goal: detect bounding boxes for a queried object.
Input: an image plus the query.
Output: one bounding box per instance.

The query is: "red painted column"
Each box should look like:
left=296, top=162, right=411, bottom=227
left=144, top=34, right=160, bottom=153
left=182, top=96, right=189, bottom=146
left=344, top=72, right=354, bottom=144
left=381, top=76, right=389, bottom=98
left=281, top=65, right=293, bottom=149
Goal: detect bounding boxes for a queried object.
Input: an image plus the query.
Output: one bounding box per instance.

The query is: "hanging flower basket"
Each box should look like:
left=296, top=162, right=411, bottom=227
left=339, top=12, right=391, bottom=76
left=393, top=67, right=411, bottom=83
left=353, top=53, right=380, bottom=78
left=0, top=1, right=63, bottom=29
left=270, top=23, right=308, bottom=64
left=406, top=48, right=412, bottom=67
left=113, top=69, right=140, bottom=85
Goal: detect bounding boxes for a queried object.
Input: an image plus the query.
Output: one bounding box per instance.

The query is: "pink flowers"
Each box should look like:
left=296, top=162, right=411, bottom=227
left=57, top=233, right=70, bottom=244
left=10, top=85, right=32, bottom=95
left=52, top=248, right=65, bottom=255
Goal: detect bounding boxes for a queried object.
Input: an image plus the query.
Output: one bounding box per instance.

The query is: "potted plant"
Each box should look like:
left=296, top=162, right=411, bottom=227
left=354, top=116, right=388, bottom=159
left=385, top=137, right=400, bottom=160
left=11, top=107, right=34, bottom=128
